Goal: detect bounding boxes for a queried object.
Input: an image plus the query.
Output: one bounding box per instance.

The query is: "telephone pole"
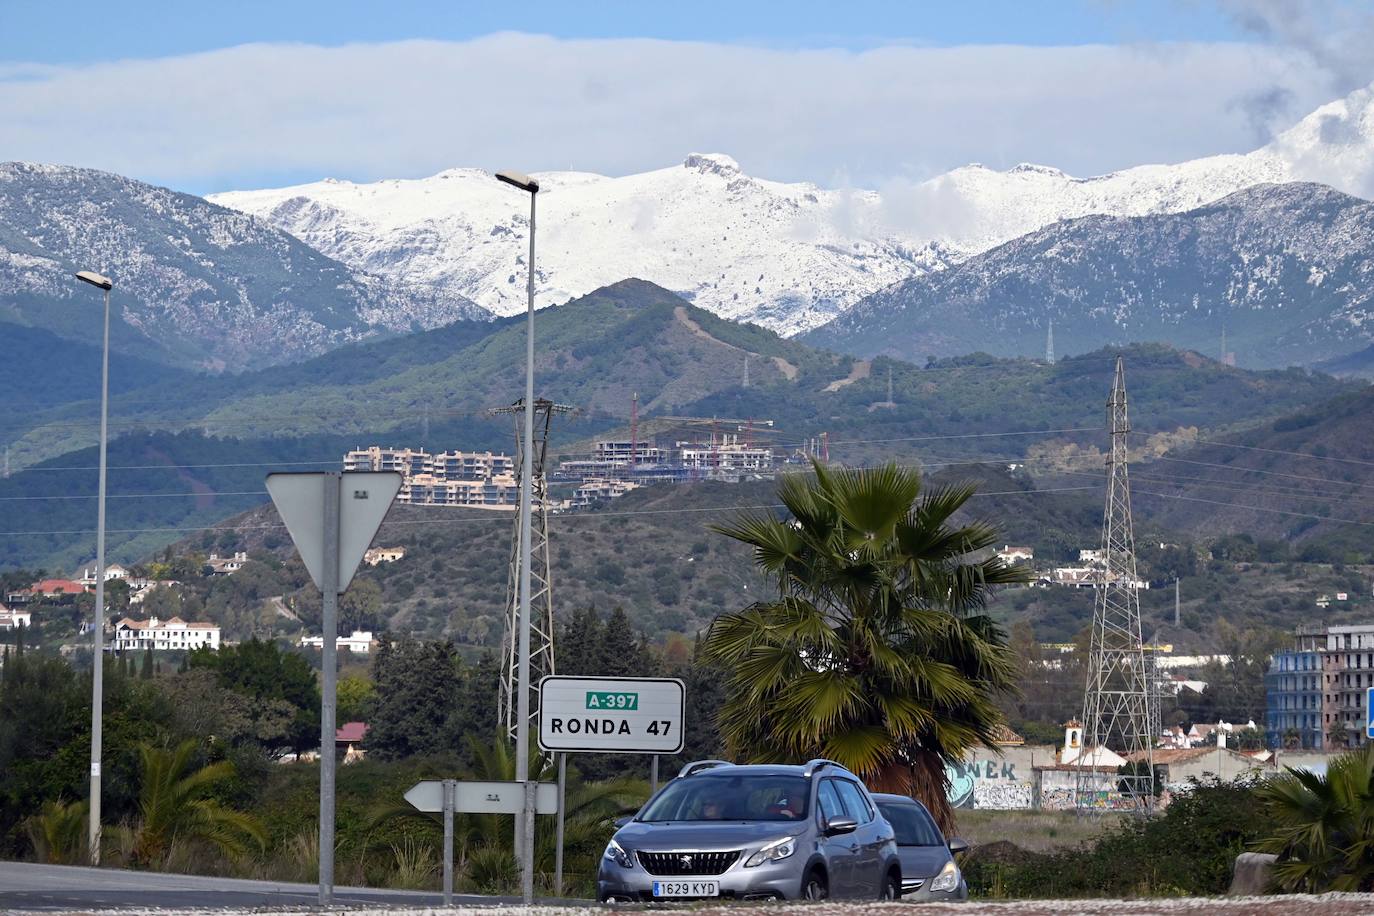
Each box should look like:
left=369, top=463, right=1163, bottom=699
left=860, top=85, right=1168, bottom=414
left=1078, top=356, right=1155, bottom=814
left=1046, top=318, right=1055, bottom=364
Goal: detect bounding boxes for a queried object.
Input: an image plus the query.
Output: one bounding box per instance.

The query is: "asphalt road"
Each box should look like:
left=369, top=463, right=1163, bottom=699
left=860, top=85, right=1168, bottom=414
left=0, top=860, right=543, bottom=911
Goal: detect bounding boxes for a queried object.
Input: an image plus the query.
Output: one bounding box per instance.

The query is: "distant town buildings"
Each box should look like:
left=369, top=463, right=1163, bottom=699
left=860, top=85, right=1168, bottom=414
left=996, top=545, right=1034, bottom=563
left=79, top=563, right=130, bottom=587
left=113, top=616, right=221, bottom=652
left=300, top=630, right=375, bottom=654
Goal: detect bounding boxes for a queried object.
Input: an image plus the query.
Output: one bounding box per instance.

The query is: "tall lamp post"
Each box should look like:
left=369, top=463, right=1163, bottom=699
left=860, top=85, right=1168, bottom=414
left=75, top=269, right=113, bottom=866
left=495, top=168, right=539, bottom=904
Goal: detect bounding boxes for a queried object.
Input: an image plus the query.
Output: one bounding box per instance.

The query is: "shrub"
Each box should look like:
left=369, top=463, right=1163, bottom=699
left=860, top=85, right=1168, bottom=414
left=965, top=778, right=1274, bottom=898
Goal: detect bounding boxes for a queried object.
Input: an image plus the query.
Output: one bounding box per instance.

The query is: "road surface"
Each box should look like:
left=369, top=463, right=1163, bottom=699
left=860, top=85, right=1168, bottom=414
left=0, top=860, right=537, bottom=911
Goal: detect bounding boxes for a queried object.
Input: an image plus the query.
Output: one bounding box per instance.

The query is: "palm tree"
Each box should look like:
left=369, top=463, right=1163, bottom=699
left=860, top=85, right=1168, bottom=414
left=124, top=739, right=265, bottom=868
left=1254, top=743, right=1374, bottom=892
left=702, top=462, right=1026, bottom=830
left=1328, top=721, right=1351, bottom=750
left=24, top=799, right=87, bottom=864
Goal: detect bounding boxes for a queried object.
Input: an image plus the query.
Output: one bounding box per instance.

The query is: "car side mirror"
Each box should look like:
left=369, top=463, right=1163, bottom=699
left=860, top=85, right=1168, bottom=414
left=947, top=837, right=969, bottom=856
left=824, top=816, right=858, bottom=837
left=613, top=815, right=633, bottom=828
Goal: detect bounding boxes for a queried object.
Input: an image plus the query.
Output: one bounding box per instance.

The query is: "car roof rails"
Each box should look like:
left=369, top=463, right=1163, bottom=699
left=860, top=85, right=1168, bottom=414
left=678, top=759, right=733, bottom=778
left=803, top=758, right=844, bottom=777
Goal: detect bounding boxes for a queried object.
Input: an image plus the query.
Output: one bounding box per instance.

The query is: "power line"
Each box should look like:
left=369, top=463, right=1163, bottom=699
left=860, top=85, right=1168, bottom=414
left=1133, top=489, right=1374, bottom=529
left=0, top=484, right=1104, bottom=538
left=1194, top=437, right=1374, bottom=469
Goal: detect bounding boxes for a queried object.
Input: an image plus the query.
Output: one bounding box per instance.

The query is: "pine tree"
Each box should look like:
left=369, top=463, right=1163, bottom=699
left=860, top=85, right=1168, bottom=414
left=557, top=605, right=604, bottom=677
left=140, top=648, right=153, bottom=679
left=14, top=623, right=22, bottom=659
left=599, top=607, right=640, bottom=678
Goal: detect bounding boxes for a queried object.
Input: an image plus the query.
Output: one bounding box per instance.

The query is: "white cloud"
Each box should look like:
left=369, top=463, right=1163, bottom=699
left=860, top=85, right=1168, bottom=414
left=0, top=33, right=1343, bottom=192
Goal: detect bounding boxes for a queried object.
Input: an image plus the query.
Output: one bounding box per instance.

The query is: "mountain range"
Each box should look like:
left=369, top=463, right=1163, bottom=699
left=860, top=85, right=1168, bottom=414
left=804, top=182, right=1374, bottom=367
left=0, top=162, right=488, bottom=370
left=209, top=83, right=1374, bottom=340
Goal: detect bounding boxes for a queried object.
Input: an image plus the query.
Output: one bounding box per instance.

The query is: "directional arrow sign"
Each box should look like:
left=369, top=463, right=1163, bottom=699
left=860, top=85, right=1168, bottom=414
left=265, top=471, right=402, bottom=593
left=406, top=780, right=558, bottom=815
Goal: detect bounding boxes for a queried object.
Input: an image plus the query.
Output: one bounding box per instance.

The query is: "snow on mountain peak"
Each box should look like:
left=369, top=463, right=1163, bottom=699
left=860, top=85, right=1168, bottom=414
left=210, top=83, right=1374, bottom=338
left=683, top=153, right=743, bottom=176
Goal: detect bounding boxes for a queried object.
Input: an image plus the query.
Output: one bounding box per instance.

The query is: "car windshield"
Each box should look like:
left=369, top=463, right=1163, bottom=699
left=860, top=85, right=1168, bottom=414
left=639, top=774, right=811, bottom=822
left=877, top=802, right=945, bottom=846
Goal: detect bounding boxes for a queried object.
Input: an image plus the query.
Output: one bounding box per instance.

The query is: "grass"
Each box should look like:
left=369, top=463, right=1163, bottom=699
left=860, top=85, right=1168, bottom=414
left=955, top=809, right=1124, bottom=854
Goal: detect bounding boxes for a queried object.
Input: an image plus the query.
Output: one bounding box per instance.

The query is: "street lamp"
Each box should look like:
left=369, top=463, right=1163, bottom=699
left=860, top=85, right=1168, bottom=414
left=494, top=168, right=539, bottom=904
left=75, top=268, right=113, bottom=866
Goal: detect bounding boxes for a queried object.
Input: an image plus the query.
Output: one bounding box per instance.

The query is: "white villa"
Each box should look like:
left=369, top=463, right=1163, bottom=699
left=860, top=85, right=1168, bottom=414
left=300, top=630, right=375, bottom=654
left=113, top=616, right=221, bottom=652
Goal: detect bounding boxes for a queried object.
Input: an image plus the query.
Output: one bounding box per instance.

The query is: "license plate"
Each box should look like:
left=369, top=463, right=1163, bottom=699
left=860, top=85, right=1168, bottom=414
left=652, top=880, right=719, bottom=897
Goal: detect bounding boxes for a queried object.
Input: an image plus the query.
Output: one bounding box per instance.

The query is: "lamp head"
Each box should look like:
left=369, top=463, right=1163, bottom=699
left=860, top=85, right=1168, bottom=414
left=76, top=270, right=113, bottom=291
left=495, top=170, right=539, bottom=193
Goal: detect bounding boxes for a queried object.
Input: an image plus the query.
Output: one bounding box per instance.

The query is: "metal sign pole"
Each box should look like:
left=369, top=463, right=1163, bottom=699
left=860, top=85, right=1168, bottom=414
left=554, top=753, right=566, bottom=897
left=318, top=472, right=340, bottom=906
left=443, top=779, right=455, bottom=905
left=650, top=754, right=659, bottom=794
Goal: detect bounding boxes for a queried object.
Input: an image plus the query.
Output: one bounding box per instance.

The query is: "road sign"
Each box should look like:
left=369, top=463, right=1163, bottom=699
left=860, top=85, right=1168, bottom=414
left=265, top=471, right=402, bottom=593
left=538, top=676, right=685, bottom=754
left=405, top=780, right=558, bottom=815
left=1368, top=687, right=1374, bottom=740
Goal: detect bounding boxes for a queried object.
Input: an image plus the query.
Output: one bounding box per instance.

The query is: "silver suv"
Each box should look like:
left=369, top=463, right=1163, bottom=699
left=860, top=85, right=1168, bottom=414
left=597, top=759, right=902, bottom=902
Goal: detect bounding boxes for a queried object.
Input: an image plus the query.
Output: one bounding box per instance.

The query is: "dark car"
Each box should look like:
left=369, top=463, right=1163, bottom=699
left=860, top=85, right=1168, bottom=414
left=871, top=793, right=969, bottom=900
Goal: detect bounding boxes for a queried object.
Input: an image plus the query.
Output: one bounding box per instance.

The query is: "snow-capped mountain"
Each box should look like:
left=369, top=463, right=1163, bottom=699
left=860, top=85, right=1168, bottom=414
left=211, top=153, right=954, bottom=334
left=0, top=163, right=489, bottom=370
left=211, top=85, right=1374, bottom=337
left=804, top=182, right=1374, bottom=368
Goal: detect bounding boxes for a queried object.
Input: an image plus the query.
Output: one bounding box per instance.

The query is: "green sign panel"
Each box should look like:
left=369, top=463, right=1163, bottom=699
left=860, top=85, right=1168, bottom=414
left=586, top=691, right=639, bottom=711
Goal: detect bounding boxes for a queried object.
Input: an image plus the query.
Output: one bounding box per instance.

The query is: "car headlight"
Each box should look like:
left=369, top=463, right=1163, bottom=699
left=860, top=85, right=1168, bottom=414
left=930, top=860, right=960, bottom=893
left=603, top=838, right=634, bottom=869
left=744, top=835, right=796, bottom=867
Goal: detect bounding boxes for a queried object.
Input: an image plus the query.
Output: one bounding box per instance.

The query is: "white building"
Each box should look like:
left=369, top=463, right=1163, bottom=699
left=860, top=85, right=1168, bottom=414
left=79, top=563, right=130, bottom=587
left=0, top=605, right=32, bottom=630
left=300, top=630, right=375, bottom=654
left=205, top=552, right=249, bottom=575
left=364, top=547, right=406, bottom=565
left=572, top=479, right=640, bottom=508
left=113, top=616, right=221, bottom=652
left=997, top=545, right=1034, bottom=563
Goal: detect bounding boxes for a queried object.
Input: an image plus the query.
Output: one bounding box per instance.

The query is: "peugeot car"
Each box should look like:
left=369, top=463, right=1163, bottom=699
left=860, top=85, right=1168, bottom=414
left=598, top=759, right=902, bottom=902
left=871, top=792, right=969, bottom=900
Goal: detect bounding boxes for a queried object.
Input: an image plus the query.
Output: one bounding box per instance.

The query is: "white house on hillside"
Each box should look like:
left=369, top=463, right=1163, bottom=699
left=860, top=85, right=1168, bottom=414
left=300, top=630, right=375, bottom=654
left=114, top=616, right=221, bottom=652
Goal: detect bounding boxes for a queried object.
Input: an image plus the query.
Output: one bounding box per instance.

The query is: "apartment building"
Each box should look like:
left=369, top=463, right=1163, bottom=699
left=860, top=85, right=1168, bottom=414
left=1267, top=623, right=1374, bottom=750
left=344, top=446, right=519, bottom=507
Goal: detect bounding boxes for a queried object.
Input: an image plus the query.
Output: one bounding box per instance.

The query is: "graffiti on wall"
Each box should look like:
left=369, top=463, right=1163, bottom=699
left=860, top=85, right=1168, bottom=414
left=945, top=758, right=1032, bottom=810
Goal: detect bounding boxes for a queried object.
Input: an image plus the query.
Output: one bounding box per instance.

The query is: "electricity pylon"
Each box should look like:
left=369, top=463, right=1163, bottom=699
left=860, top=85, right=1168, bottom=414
left=1077, top=357, right=1155, bottom=814
left=491, top=397, right=574, bottom=742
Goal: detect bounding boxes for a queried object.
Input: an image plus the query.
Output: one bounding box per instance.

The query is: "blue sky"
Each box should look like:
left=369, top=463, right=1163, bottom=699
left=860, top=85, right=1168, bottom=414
left=2, top=1, right=1369, bottom=193
left=3, top=1, right=1248, bottom=64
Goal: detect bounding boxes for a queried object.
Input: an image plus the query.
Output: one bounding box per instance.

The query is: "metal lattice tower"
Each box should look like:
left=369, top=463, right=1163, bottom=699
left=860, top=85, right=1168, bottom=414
left=1077, top=357, right=1155, bottom=814
left=492, top=397, right=575, bottom=742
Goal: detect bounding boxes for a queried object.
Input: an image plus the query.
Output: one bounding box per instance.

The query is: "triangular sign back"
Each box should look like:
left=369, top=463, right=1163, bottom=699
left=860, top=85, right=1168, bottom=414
left=265, top=471, right=403, bottom=593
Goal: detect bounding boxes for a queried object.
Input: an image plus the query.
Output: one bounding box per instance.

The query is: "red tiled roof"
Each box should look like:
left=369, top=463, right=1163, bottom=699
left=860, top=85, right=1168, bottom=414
left=32, top=579, right=85, bottom=595
left=336, top=722, right=368, bottom=743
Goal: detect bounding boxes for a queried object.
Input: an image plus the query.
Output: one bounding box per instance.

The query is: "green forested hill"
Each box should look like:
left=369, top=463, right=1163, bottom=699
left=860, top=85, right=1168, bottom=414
left=3, top=279, right=1365, bottom=573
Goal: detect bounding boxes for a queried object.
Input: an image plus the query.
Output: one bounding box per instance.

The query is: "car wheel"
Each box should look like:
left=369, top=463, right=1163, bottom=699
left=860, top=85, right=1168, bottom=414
left=802, top=867, right=828, bottom=901
left=881, top=870, right=901, bottom=900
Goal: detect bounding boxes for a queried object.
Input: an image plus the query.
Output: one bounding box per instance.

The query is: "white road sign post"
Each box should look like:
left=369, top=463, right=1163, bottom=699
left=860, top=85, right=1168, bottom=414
left=266, top=470, right=402, bottom=907
left=406, top=778, right=557, bottom=903
left=539, top=675, right=685, bottom=893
